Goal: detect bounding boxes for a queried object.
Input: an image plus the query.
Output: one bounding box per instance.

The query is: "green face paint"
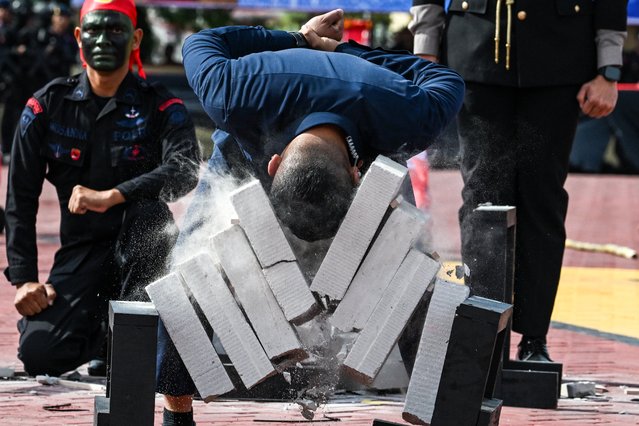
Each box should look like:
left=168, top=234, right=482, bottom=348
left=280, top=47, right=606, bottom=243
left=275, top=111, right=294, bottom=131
left=81, top=11, right=133, bottom=72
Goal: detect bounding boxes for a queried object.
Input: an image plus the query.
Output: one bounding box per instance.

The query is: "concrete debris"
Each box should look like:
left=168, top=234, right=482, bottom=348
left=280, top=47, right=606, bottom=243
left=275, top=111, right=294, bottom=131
left=562, top=381, right=597, bottom=398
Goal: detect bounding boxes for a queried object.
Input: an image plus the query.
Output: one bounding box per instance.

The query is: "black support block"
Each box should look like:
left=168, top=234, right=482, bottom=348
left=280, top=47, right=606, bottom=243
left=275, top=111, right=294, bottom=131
left=470, top=206, right=563, bottom=410
left=431, top=296, right=512, bottom=426
left=93, top=301, right=158, bottom=426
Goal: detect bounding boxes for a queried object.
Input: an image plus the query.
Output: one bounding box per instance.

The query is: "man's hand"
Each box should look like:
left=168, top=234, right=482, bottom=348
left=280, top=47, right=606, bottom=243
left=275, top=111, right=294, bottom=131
left=577, top=75, right=618, bottom=118
left=301, top=9, right=344, bottom=52
left=418, top=54, right=439, bottom=63
left=68, top=186, right=125, bottom=214
left=14, top=282, right=57, bottom=316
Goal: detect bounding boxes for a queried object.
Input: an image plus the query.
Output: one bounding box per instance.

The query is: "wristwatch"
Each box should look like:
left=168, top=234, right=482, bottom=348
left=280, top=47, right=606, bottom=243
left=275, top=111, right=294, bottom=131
left=289, top=31, right=309, bottom=48
left=598, top=66, right=622, bottom=82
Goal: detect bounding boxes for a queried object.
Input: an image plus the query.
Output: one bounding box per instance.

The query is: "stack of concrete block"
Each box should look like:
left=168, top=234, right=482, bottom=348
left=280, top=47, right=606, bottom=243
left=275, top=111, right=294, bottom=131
left=230, top=179, right=318, bottom=324
left=311, top=155, right=409, bottom=301
left=331, top=198, right=428, bottom=332
left=146, top=273, right=234, bottom=402
left=212, top=224, right=307, bottom=365
left=142, top=153, right=506, bottom=425
left=177, top=254, right=276, bottom=389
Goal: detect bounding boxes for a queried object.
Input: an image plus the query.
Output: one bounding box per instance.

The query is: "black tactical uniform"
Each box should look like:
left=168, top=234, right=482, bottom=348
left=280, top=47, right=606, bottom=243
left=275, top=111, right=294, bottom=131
left=4, top=71, right=200, bottom=375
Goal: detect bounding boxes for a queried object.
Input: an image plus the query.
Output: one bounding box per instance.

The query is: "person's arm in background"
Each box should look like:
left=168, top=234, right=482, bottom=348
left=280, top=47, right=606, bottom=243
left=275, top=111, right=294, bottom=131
left=4, top=96, right=56, bottom=316
left=408, top=0, right=445, bottom=62
left=577, top=0, right=627, bottom=118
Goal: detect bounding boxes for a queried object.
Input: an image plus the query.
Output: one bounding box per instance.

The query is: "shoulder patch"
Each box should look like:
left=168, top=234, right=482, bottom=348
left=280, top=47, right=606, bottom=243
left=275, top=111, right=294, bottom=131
left=158, top=98, right=184, bottom=112
left=26, top=97, right=43, bottom=115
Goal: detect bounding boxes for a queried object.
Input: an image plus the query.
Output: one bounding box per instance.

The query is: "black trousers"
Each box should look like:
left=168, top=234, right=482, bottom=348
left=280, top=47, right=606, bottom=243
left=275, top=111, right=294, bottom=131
left=17, top=201, right=177, bottom=376
left=458, top=82, right=580, bottom=338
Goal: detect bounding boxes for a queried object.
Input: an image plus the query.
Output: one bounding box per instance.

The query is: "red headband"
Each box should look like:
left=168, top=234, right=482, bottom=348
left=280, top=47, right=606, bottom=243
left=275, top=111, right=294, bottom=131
left=79, top=0, right=146, bottom=79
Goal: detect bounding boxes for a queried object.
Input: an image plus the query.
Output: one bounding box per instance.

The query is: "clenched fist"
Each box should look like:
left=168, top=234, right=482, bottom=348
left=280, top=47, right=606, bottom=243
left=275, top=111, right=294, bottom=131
left=301, top=9, right=344, bottom=52
left=68, top=185, right=125, bottom=214
left=14, top=282, right=57, bottom=316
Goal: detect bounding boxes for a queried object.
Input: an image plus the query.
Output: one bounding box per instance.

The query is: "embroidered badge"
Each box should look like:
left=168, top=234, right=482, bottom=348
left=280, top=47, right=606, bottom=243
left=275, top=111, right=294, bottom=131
left=125, top=106, right=139, bottom=119
left=26, top=97, right=43, bottom=115
left=70, top=148, right=81, bottom=161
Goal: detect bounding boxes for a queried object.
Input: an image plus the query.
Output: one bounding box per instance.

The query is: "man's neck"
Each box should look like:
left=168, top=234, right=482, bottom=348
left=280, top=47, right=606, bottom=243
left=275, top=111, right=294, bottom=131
left=86, top=66, right=129, bottom=98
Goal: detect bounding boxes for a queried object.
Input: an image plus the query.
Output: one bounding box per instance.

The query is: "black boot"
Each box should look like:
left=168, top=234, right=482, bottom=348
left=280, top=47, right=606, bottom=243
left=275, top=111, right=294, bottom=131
left=517, top=336, right=553, bottom=362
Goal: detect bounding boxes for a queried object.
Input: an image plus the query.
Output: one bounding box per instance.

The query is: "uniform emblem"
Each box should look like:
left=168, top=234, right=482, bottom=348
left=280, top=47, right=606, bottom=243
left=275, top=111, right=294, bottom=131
left=158, top=98, right=184, bottom=111
left=71, top=148, right=82, bottom=161
left=26, top=97, right=43, bottom=115
left=125, top=107, right=139, bottom=119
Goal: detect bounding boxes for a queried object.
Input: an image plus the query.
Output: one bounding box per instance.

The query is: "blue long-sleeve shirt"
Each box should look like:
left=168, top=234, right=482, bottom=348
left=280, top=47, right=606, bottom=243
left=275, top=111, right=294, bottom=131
left=182, top=26, right=464, bottom=173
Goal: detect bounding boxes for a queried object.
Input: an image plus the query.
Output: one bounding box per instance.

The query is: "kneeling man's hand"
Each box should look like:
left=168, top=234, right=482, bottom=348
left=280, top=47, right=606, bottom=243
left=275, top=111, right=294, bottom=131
left=68, top=185, right=125, bottom=214
left=14, top=282, right=57, bottom=316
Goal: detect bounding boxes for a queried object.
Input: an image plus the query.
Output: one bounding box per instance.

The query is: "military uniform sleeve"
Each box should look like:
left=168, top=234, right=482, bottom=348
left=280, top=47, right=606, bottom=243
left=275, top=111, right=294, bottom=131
left=4, top=96, right=48, bottom=284
left=594, top=0, right=628, bottom=68
left=114, top=94, right=201, bottom=203
left=408, top=0, right=446, bottom=57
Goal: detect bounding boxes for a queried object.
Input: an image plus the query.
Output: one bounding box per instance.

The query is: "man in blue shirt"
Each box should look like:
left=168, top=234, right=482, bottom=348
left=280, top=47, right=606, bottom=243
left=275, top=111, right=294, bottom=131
left=159, top=10, right=464, bottom=424
left=180, top=8, right=464, bottom=242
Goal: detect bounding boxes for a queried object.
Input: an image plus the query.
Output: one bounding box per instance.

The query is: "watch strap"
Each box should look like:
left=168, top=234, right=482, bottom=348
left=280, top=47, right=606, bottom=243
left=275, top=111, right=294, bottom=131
left=289, top=31, right=309, bottom=48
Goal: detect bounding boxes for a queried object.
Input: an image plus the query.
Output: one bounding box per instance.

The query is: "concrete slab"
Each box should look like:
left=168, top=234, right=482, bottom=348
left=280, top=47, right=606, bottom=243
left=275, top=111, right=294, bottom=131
left=402, top=279, right=470, bottom=425
left=145, top=273, right=234, bottom=401
left=230, top=179, right=318, bottom=323
left=342, top=250, right=439, bottom=384
left=311, top=155, right=408, bottom=301
left=177, top=254, right=276, bottom=389
left=212, top=225, right=307, bottom=364
left=331, top=200, right=427, bottom=332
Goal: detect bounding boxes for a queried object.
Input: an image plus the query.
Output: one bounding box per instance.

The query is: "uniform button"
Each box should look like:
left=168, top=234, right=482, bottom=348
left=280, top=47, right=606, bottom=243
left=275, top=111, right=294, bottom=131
left=574, top=4, right=580, bottom=12
left=462, top=1, right=469, bottom=10
left=517, top=10, right=527, bottom=20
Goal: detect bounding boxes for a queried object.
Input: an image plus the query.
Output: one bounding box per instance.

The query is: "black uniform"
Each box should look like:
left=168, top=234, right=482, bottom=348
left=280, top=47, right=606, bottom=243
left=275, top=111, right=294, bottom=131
left=4, top=71, right=200, bottom=375
left=410, top=0, right=627, bottom=338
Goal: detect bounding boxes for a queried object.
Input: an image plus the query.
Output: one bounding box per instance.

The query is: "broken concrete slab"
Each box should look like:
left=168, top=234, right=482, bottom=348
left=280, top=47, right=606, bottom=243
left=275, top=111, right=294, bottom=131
left=177, top=254, right=276, bottom=389
left=212, top=225, right=307, bottom=364
left=331, top=200, right=427, bottom=332
left=402, top=279, right=470, bottom=425
left=230, top=179, right=318, bottom=323
left=342, top=249, right=439, bottom=384
left=145, top=273, right=234, bottom=401
left=229, top=179, right=296, bottom=267
left=262, top=261, right=320, bottom=325
left=311, top=155, right=408, bottom=301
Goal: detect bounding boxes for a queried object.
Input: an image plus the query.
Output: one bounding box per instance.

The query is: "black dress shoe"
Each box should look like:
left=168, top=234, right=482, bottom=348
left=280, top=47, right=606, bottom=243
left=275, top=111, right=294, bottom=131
left=517, top=336, right=553, bottom=362
left=87, top=358, right=107, bottom=377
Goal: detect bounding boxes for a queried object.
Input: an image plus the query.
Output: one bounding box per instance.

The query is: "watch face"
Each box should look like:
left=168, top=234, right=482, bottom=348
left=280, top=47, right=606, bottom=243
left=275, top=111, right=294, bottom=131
left=603, top=66, right=621, bottom=82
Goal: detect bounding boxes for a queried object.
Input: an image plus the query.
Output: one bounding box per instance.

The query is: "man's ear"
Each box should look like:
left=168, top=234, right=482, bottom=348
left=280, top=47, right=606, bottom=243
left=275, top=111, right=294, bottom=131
left=267, top=154, right=282, bottom=177
left=132, top=28, right=143, bottom=50
left=74, top=26, right=81, bottom=48
left=350, top=165, right=361, bottom=185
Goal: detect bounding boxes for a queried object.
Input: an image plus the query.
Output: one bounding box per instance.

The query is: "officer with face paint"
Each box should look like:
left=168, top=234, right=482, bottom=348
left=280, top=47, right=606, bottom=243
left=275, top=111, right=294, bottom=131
left=3, top=0, right=200, bottom=409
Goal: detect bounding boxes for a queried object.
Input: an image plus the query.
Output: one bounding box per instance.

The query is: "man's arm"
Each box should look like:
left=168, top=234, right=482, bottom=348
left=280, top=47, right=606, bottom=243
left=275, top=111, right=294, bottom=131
left=4, top=98, right=47, bottom=286
left=577, top=0, right=627, bottom=118
left=4, top=97, right=59, bottom=316
left=408, top=0, right=446, bottom=60
left=113, top=98, right=201, bottom=204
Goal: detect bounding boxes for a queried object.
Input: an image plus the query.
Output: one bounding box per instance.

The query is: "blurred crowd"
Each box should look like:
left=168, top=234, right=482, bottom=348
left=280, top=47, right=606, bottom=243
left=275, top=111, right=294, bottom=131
left=0, top=0, right=77, bottom=163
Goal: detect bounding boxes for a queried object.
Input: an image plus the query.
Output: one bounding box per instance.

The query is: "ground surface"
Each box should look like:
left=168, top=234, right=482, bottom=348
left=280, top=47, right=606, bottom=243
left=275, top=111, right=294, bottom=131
left=0, top=161, right=638, bottom=424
